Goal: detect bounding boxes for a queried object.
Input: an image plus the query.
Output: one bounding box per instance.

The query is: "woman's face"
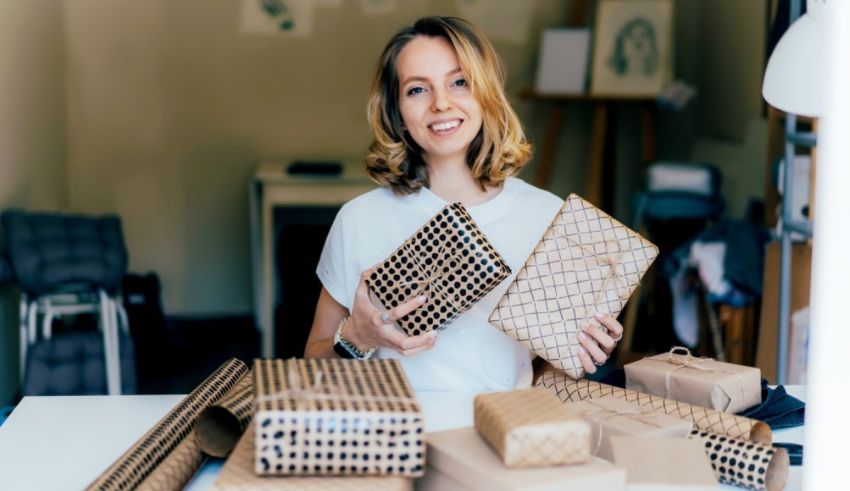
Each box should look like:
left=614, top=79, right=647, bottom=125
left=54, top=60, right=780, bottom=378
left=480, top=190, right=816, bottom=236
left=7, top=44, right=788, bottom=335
left=395, top=35, right=483, bottom=166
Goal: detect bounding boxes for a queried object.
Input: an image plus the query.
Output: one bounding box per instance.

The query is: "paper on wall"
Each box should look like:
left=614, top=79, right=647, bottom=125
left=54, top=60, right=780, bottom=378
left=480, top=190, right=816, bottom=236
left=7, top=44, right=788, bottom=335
left=456, top=0, right=536, bottom=44
left=239, top=0, right=315, bottom=36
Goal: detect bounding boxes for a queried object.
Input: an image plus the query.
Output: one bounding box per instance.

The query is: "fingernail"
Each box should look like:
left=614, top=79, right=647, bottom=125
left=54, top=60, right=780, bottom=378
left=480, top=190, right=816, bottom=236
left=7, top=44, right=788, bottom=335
left=579, top=346, right=587, bottom=354
left=578, top=331, right=587, bottom=341
left=582, top=324, right=592, bottom=332
left=594, top=312, right=606, bottom=321
left=418, top=295, right=428, bottom=304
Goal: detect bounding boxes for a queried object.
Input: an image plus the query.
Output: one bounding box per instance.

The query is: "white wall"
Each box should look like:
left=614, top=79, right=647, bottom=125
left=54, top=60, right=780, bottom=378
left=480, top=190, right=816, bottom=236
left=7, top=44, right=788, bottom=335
left=0, top=0, right=68, bottom=405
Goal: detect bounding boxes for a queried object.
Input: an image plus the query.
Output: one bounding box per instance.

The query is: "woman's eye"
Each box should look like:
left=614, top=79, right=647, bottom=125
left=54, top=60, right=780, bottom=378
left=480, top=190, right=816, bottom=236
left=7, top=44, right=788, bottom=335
left=407, top=86, right=425, bottom=96
left=453, top=78, right=468, bottom=88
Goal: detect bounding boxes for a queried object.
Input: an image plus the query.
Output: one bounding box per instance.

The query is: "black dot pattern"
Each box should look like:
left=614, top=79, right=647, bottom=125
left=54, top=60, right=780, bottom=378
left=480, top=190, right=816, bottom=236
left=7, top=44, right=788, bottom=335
left=87, top=358, right=250, bottom=491
left=366, top=203, right=511, bottom=336
left=490, top=194, right=658, bottom=379
left=687, top=429, right=787, bottom=491
left=535, top=372, right=768, bottom=443
left=254, top=359, right=425, bottom=477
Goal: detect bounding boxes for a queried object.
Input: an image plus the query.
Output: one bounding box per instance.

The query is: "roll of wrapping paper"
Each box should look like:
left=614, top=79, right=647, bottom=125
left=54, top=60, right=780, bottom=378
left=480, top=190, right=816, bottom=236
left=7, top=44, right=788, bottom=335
left=688, top=429, right=789, bottom=491
left=135, top=436, right=204, bottom=491
left=211, top=420, right=413, bottom=491
left=194, top=369, right=254, bottom=457
left=86, top=358, right=250, bottom=491
left=535, top=370, right=773, bottom=444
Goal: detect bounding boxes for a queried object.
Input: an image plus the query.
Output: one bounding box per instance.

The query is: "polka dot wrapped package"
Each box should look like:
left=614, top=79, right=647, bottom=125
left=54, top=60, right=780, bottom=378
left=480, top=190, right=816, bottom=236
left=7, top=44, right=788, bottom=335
left=366, top=203, right=511, bottom=336
left=253, top=358, right=425, bottom=477
left=490, top=194, right=659, bottom=380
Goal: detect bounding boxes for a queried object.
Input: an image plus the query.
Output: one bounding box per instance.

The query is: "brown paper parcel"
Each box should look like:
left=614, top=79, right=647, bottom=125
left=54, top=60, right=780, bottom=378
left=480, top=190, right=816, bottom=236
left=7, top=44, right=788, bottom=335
left=564, top=397, right=693, bottom=461
left=366, top=203, right=511, bottom=336
left=253, top=358, right=425, bottom=477
left=423, top=426, right=626, bottom=491
left=625, top=347, right=762, bottom=413
left=688, top=429, right=789, bottom=491
left=489, top=194, right=658, bottom=379
left=212, top=420, right=413, bottom=491
left=535, top=369, right=773, bottom=444
left=473, top=388, right=591, bottom=468
left=609, top=436, right=720, bottom=490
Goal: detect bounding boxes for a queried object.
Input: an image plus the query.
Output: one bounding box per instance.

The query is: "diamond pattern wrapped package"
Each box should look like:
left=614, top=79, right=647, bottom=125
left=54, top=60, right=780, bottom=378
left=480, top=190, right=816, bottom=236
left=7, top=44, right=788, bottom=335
left=367, top=203, right=511, bottom=336
left=254, top=358, right=425, bottom=477
left=489, top=194, right=659, bottom=379
left=474, top=388, right=591, bottom=468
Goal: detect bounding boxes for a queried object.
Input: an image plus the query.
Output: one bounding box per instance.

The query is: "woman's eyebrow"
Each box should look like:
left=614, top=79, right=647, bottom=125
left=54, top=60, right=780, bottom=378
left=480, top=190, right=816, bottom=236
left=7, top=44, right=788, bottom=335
left=400, top=68, right=462, bottom=86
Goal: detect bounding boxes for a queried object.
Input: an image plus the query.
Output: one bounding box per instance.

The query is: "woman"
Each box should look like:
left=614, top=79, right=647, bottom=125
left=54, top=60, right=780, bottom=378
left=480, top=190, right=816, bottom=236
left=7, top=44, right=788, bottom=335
left=304, top=16, right=622, bottom=392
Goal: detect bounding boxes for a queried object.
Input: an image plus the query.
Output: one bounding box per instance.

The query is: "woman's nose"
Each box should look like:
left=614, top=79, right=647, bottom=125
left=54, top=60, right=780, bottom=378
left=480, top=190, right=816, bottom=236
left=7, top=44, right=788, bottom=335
left=432, top=88, right=451, bottom=112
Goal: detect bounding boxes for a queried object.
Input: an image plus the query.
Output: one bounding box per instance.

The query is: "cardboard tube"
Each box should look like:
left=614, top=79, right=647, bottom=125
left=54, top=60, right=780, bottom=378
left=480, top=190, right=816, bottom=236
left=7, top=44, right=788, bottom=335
left=536, top=371, right=773, bottom=444
left=688, top=429, right=789, bottom=491
left=194, top=370, right=254, bottom=457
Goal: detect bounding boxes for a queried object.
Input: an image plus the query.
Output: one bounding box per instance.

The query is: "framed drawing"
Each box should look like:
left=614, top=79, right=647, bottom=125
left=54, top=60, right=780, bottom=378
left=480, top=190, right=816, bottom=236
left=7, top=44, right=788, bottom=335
left=590, top=0, right=673, bottom=97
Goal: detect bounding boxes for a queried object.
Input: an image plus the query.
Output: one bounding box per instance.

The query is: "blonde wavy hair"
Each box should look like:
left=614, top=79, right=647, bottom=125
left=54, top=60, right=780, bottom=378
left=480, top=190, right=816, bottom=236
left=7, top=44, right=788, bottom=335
left=365, top=16, right=532, bottom=195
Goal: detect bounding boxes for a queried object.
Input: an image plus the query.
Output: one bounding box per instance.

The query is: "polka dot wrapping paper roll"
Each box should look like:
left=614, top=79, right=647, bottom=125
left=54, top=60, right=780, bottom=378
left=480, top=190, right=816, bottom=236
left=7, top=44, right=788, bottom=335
left=688, top=429, right=789, bottom=491
left=253, top=358, right=425, bottom=477
left=366, top=203, right=511, bottom=336
left=489, top=194, right=659, bottom=380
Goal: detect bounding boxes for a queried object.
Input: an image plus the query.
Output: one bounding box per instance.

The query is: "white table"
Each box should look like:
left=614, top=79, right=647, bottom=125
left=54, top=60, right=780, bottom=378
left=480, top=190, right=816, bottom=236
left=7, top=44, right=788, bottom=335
left=0, top=389, right=804, bottom=490
left=248, top=159, right=374, bottom=358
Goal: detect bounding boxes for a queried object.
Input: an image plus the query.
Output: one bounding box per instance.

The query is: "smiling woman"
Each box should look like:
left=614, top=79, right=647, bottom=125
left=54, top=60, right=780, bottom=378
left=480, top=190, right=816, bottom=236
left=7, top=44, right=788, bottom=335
left=303, top=16, right=624, bottom=393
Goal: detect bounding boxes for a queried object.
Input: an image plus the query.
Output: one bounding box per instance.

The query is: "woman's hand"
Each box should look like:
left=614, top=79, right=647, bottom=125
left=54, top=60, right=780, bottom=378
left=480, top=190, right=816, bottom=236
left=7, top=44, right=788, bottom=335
left=576, top=313, right=624, bottom=374
left=343, top=269, right=438, bottom=357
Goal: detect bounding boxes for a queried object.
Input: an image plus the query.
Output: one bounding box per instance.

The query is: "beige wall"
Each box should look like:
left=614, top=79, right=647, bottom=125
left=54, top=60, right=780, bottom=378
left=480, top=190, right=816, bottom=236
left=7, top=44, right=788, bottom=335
left=0, top=0, right=68, bottom=405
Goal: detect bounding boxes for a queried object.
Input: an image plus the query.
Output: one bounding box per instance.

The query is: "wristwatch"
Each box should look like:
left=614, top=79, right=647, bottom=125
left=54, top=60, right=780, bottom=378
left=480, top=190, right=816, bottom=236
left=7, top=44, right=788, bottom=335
left=333, top=317, right=376, bottom=360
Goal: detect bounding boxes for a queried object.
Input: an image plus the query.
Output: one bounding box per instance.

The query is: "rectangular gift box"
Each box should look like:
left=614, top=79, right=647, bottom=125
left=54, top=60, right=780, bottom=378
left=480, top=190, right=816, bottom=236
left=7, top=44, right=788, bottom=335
left=419, top=427, right=626, bottom=491
left=253, top=358, right=425, bottom=477
left=624, top=348, right=762, bottom=413
left=564, top=397, right=693, bottom=461
left=474, top=388, right=591, bottom=468
left=489, top=194, right=658, bottom=379
left=609, top=436, right=720, bottom=490
left=367, top=202, right=511, bottom=336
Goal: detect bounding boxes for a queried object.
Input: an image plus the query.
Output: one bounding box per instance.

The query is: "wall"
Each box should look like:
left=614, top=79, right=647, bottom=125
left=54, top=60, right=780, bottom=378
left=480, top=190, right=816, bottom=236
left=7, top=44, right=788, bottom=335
left=0, top=0, right=68, bottom=405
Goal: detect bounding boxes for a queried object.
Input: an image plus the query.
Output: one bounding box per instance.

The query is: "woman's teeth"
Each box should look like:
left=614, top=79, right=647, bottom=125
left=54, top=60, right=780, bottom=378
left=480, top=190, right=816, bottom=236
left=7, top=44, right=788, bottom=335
left=430, top=120, right=460, bottom=132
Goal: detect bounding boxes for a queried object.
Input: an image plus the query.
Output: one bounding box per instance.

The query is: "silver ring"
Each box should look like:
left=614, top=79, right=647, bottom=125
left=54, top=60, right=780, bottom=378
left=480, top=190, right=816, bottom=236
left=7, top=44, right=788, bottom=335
left=380, top=312, right=391, bottom=323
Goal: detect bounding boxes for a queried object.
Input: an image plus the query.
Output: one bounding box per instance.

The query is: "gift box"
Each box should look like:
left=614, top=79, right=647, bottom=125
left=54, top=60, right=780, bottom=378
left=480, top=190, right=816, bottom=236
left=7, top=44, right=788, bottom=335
left=367, top=203, right=511, bottom=336
left=474, top=388, right=591, bottom=468
left=253, top=358, right=425, bottom=477
left=564, top=397, right=693, bottom=461
left=213, top=420, right=413, bottom=491
left=489, top=194, right=658, bottom=379
left=609, top=436, right=720, bottom=490
left=419, top=427, right=626, bottom=491
left=624, top=347, right=762, bottom=413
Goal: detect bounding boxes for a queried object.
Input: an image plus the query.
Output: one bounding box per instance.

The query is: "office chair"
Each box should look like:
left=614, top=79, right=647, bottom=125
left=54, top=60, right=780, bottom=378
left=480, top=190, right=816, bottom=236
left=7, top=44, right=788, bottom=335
left=1, top=209, right=129, bottom=395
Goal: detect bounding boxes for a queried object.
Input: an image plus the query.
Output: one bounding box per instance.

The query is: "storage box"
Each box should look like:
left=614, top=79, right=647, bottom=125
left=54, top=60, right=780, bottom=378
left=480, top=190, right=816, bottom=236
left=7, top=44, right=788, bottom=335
left=474, top=388, right=590, bottom=467
left=490, top=194, right=658, bottom=379
left=624, top=348, right=761, bottom=413
left=254, top=358, right=425, bottom=477
left=419, top=427, right=626, bottom=491
left=367, top=203, right=511, bottom=336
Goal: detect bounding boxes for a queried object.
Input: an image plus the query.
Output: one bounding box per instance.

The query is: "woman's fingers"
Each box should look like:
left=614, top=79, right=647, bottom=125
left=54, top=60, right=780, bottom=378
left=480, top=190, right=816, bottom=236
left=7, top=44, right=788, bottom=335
left=397, top=332, right=439, bottom=357
left=578, top=346, right=598, bottom=374
left=578, top=330, right=608, bottom=365
left=582, top=323, right=616, bottom=353
left=595, top=313, right=624, bottom=341
left=382, top=328, right=437, bottom=353
left=387, top=295, right=428, bottom=323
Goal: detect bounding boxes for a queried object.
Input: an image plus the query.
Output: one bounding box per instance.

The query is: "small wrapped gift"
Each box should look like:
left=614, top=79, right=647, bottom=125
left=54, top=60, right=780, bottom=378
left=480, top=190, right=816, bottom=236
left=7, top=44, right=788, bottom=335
left=609, top=436, right=720, bottom=490
left=253, top=358, right=425, bottom=477
left=366, top=203, right=511, bottom=336
left=489, top=194, right=658, bottom=379
left=564, top=397, right=693, bottom=461
left=420, top=427, right=626, bottom=491
left=474, top=388, right=591, bottom=468
left=624, top=347, right=762, bottom=413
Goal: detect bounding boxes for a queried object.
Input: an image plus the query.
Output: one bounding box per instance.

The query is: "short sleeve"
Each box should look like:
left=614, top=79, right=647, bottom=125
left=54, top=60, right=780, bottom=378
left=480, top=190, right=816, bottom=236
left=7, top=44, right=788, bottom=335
left=316, top=209, right=352, bottom=310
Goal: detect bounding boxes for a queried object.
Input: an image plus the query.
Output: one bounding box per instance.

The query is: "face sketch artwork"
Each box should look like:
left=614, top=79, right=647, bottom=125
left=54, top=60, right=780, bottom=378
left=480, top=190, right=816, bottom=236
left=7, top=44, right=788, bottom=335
left=608, top=17, right=659, bottom=77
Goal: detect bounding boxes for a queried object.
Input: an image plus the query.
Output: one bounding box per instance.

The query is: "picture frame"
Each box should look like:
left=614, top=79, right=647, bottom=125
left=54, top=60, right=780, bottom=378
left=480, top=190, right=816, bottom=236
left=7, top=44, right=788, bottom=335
left=590, top=0, right=674, bottom=97
left=534, top=28, right=592, bottom=94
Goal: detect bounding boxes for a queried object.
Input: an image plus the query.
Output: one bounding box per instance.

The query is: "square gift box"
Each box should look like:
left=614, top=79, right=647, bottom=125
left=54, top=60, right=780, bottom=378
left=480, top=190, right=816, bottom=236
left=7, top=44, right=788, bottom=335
left=253, top=358, right=425, bottom=477
left=609, top=436, right=720, bottom=490
left=489, top=194, right=658, bottom=379
left=474, top=388, right=590, bottom=468
left=624, top=347, right=762, bottom=413
left=366, top=203, right=511, bottom=336
left=563, top=397, right=693, bottom=461
left=420, top=427, right=626, bottom=491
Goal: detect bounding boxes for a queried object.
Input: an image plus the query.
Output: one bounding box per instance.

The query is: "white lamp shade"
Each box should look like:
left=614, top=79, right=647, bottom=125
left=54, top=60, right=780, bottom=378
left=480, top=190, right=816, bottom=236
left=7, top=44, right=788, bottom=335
left=762, top=2, right=825, bottom=117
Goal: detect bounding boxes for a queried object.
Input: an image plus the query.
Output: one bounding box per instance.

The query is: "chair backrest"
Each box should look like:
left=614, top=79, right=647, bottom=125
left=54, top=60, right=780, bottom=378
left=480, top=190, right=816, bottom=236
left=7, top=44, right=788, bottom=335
left=635, top=161, right=725, bottom=223
left=1, top=209, right=128, bottom=296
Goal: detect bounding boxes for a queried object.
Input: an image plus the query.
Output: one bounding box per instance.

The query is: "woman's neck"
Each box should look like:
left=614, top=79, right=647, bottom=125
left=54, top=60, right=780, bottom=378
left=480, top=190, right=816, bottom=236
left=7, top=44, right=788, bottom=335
left=426, top=155, right=502, bottom=207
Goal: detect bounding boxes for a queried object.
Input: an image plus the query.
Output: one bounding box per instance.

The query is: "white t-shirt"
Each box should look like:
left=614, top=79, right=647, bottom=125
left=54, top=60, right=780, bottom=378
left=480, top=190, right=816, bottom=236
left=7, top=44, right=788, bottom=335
left=316, top=177, right=563, bottom=393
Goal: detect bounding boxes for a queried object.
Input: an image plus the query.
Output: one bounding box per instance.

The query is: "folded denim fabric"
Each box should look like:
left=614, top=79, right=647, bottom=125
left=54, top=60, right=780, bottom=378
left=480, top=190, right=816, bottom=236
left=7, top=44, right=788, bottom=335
left=737, top=379, right=805, bottom=430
